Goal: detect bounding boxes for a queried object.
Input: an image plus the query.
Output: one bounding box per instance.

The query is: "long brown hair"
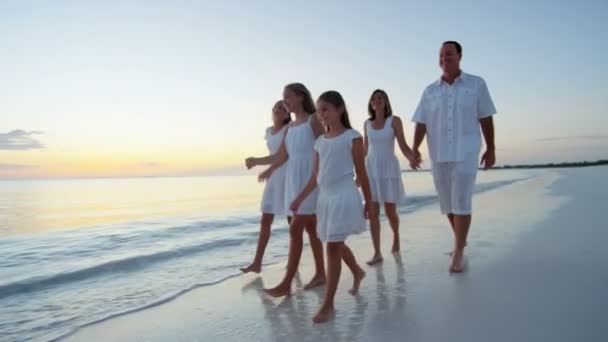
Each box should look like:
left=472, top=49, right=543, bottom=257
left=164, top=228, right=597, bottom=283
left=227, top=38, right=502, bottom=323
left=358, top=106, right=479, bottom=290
left=367, top=89, right=393, bottom=120
left=317, top=90, right=352, bottom=132
left=285, top=83, right=316, bottom=115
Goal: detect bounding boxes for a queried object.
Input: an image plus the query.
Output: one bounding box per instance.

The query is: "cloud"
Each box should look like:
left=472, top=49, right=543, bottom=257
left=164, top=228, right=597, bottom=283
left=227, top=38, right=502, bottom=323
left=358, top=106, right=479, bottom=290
left=538, top=135, right=608, bottom=142
left=142, top=162, right=161, bottom=167
left=0, top=164, right=39, bottom=170
left=0, top=130, right=44, bottom=150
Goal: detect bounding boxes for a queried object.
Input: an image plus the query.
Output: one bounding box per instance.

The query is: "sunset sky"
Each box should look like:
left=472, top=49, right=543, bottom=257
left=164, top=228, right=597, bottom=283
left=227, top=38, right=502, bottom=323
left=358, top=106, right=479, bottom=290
left=2, top=0, right=607, bottom=179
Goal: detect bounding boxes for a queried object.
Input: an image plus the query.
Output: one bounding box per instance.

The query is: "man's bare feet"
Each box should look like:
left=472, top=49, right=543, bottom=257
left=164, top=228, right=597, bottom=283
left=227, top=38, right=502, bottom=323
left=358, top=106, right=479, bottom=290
left=240, top=263, right=261, bottom=274
left=366, top=254, right=383, bottom=266
left=349, top=268, right=366, bottom=295
left=312, top=304, right=335, bottom=323
left=264, top=285, right=291, bottom=297
left=303, top=274, right=326, bottom=290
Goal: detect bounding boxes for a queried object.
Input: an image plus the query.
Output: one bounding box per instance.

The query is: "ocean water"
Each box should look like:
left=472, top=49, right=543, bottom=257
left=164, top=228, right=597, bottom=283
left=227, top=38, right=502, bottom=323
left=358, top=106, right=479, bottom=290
left=0, top=170, right=534, bottom=341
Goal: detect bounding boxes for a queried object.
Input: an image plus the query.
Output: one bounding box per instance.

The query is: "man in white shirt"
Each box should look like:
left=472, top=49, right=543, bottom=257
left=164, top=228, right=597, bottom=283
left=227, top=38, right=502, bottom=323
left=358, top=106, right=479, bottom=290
left=411, top=41, right=496, bottom=273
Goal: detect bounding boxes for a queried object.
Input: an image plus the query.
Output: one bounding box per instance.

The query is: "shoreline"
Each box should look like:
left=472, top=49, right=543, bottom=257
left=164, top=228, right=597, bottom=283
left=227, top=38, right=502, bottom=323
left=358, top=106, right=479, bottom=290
left=64, top=166, right=608, bottom=342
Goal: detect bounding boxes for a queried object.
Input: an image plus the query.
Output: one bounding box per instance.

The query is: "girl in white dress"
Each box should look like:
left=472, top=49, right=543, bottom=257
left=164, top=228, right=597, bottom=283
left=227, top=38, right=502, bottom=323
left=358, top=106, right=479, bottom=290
left=364, top=89, right=418, bottom=265
left=290, top=90, right=375, bottom=323
left=254, top=83, right=326, bottom=296
left=241, top=100, right=291, bottom=273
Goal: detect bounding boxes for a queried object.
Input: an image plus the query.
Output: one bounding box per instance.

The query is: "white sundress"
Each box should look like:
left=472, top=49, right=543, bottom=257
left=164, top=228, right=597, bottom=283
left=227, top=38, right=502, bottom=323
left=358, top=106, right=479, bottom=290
left=365, top=116, right=406, bottom=204
left=284, top=116, right=318, bottom=216
left=314, top=129, right=366, bottom=242
left=260, top=125, right=288, bottom=214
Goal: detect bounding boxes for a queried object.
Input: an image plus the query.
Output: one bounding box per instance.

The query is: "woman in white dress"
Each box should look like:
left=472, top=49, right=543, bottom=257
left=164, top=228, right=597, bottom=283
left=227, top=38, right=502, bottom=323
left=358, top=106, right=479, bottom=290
left=290, top=90, right=375, bottom=323
left=241, top=100, right=291, bottom=273
left=254, top=83, right=326, bottom=296
left=364, top=89, right=418, bottom=265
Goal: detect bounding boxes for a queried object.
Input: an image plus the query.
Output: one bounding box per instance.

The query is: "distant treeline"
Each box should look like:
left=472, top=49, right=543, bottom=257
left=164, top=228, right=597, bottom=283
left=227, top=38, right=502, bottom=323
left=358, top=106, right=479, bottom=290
left=402, top=160, right=608, bottom=173
left=496, top=160, right=608, bottom=169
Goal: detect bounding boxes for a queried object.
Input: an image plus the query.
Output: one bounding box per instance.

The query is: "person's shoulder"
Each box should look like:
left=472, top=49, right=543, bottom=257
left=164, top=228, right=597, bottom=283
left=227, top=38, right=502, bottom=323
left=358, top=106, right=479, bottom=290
left=462, top=72, right=486, bottom=85
left=313, top=133, right=325, bottom=149
left=309, top=113, right=323, bottom=127
left=347, top=128, right=363, bottom=140
left=425, top=78, right=440, bottom=90
left=421, top=80, right=440, bottom=97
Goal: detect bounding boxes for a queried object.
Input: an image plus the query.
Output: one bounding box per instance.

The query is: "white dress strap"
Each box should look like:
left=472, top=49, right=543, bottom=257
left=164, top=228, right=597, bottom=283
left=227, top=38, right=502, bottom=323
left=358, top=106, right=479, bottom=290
left=386, top=116, right=394, bottom=129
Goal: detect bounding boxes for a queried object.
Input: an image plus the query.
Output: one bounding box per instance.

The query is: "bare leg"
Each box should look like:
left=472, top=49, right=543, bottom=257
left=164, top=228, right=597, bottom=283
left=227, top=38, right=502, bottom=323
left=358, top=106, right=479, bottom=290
left=241, top=213, right=274, bottom=273
left=264, top=216, right=306, bottom=297
left=447, top=213, right=455, bottom=234
left=447, top=213, right=467, bottom=255
left=303, top=216, right=326, bottom=290
left=341, top=244, right=365, bottom=295
left=313, top=242, right=342, bottom=323
left=450, top=214, right=471, bottom=273
left=283, top=216, right=292, bottom=270
left=367, top=202, right=383, bottom=265
left=385, top=203, right=400, bottom=253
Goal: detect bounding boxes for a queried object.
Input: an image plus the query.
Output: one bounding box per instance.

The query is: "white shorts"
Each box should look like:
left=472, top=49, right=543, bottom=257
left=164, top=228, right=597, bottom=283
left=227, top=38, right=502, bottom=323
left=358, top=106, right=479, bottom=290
left=431, top=154, right=479, bottom=215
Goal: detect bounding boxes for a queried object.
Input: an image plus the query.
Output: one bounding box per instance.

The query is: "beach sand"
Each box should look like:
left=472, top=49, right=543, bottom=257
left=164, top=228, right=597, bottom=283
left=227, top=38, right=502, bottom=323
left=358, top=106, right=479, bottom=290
left=64, top=166, right=608, bottom=342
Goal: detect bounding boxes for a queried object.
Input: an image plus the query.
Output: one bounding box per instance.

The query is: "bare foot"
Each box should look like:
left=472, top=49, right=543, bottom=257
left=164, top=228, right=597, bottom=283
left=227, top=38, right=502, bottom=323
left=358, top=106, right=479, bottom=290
left=312, top=304, right=335, bottom=323
left=264, top=285, right=291, bottom=297
left=349, top=268, right=366, bottom=295
left=392, top=243, right=400, bottom=253
left=303, top=274, right=326, bottom=290
left=240, top=263, right=261, bottom=274
left=449, top=250, right=465, bottom=273
left=366, top=254, right=383, bottom=266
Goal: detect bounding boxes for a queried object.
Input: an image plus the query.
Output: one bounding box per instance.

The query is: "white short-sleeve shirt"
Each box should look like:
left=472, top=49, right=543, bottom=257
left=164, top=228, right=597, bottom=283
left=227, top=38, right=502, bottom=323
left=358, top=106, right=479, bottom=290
left=412, top=72, right=497, bottom=163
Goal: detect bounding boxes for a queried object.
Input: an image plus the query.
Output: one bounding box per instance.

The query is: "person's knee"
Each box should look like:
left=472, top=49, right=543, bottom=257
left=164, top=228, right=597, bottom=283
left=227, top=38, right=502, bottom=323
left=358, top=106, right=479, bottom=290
left=303, top=220, right=319, bottom=239
left=289, top=220, right=304, bottom=239
left=261, top=214, right=274, bottom=226
left=385, top=204, right=398, bottom=220
left=369, top=202, right=381, bottom=220
left=326, top=242, right=343, bottom=256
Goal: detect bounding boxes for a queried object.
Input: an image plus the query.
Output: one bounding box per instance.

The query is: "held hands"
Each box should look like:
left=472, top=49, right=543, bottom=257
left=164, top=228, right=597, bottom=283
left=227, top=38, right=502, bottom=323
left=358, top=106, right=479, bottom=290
left=480, top=149, right=496, bottom=170
left=409, top=149, right=422, bottom=170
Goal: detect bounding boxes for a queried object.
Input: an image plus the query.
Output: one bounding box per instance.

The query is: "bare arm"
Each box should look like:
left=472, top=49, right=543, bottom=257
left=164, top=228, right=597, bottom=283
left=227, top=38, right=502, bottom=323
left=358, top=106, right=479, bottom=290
left=245, top=127, right=290, bottom=169
left=412, top=123, right=426, bottom=151
left=247, top=153, right=277, bottom=167
left=289, top=152, right=319, bottom=212
left=363, top=122, right=369, bottom=157
left=411, top=123, right=426, bottom=169
left=392, top=116, right=414, bottom=161
left=355, top=123, right=370, bottom=188
left=257, top=133, right=289, bottom=181
left=480, top=116, right=495, bottom=169
left=352, top=137, right=376, bottom=219
left=480, top=117, right=495, bottom=151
